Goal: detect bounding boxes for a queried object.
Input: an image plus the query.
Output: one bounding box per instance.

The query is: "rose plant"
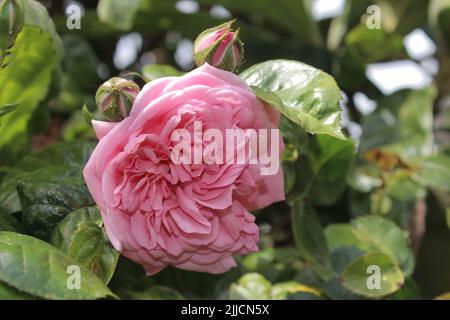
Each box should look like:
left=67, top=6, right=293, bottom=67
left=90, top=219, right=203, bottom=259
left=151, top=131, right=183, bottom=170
left=1, top=0, right=449, bottom=301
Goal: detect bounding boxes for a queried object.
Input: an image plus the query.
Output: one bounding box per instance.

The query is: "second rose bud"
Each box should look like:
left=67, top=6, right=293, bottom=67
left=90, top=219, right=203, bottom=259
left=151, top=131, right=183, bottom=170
left=193, top=20, right=244, bottom=73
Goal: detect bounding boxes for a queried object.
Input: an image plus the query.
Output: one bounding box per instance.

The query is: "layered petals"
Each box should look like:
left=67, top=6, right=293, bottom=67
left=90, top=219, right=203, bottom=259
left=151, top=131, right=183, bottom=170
left=83, top=64, right=285, bottom=275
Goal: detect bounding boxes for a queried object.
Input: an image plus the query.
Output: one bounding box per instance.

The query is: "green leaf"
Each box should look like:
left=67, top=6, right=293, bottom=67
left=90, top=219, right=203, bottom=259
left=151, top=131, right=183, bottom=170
left=324, top=247, right=365, bottom=300
left=345, top=23, right=406, bottom=64
left=0, top=209, right=23, bottom=232
left=413, top=151, right=450, bottom=192
left=97, top=0, right=142, bottom=31
left=301, top=135, right=355, bottom=205
left=142, top=64, right=183, bottom=82
left=17, top=166, right=94, bottom=240
left=0, top=0, right=62, bottom=165
left=0, top=142, right=95, bottom=239
left=389, top=277, right=420, bottom=300
left=0, top=140, right=95, bottom=215
left=0, top=28, right=57, bottom=164
left=0, top=232, right=116, bottom=299
left=324, top=224, right=369, bottom=252
left=0, top=281, right=36, bottom=300
left=340, top=252, right=404, bottom=298
left=120, top=286, right=185, bottom=300
left=282, top=161, right=296, bottom=195
left=229, top=273, right=272, bottom=300
left=351, top=215, right=414, bottom=276
left=240, top=60, right=345, bottom=140
left=18, top=0, right=63, bottom=53
left=325, top=215, right=414, bottom=276
left=291, top=199, right=333, bottom=281
left=359, top=87, right=436, bottom=158
left=240, top=247, right=305, bottom=284
left=0, top=102, right=20, bottom=118
left=51, top=207, right=119, bottom=284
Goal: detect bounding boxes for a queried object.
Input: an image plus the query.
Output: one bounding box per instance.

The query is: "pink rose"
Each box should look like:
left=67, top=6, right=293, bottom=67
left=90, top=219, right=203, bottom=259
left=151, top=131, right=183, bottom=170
left=83, top=64, right=285, bottom=275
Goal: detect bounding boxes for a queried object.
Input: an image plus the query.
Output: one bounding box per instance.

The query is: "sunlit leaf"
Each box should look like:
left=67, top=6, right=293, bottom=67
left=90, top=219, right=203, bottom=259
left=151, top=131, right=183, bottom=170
left=0, top=232, right=117, bottom=299
left=241, top=60, right=345, bottom=140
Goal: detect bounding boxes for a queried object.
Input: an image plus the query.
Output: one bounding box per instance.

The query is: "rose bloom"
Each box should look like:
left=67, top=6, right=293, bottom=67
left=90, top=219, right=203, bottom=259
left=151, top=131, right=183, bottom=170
left=84, top=64, right=285, bottom=275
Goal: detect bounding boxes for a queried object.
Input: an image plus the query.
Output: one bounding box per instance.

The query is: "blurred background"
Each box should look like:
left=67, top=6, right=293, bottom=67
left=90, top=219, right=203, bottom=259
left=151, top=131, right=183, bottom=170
left=3, top=0, right=449, bottom=298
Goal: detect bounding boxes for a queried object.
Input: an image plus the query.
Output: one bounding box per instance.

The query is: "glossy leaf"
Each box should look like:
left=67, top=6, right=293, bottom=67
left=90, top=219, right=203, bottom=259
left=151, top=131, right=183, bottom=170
left=0, top=0, right=62, bottom=164
left=51, top=207, right=119, bottom=284
left=351, top=215, right=414, bottom=276
left=0, top=141, right=95, bottom=215
left=17, top=166, right=94, bottom=239
left=0, top=142, right=95, bottom=239
left=0, top=209, right=23, bottom=232
left=324, top=247, right=365, bottom=300
left=240, top=60, right=345, bottom=140
left=0, top=232, right=116, bottom=299
left=340, top=252, right=404, bottom=298
left=0, top=281, right=35, bottom=300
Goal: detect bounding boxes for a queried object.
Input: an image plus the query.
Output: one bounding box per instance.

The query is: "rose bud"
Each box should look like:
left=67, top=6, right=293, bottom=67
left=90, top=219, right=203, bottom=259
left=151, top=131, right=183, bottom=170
left=194, top=20, right=244, bottom=73
left=95, top=77, right=140, bottom=122
left=0, top=0, right=24, bottom=50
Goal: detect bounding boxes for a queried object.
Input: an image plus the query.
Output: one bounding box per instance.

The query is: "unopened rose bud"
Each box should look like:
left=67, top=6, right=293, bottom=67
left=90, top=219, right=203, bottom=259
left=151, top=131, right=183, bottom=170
left=194, top=20, right=244, bottom=73
left=0, top=0, right=24, bottom=50
left=95, top=77, right=140, bottom=122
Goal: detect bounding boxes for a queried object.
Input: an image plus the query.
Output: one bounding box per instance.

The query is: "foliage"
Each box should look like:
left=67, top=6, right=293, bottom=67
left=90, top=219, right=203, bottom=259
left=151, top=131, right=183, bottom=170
left=0, top=0, right=449, bottom=300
